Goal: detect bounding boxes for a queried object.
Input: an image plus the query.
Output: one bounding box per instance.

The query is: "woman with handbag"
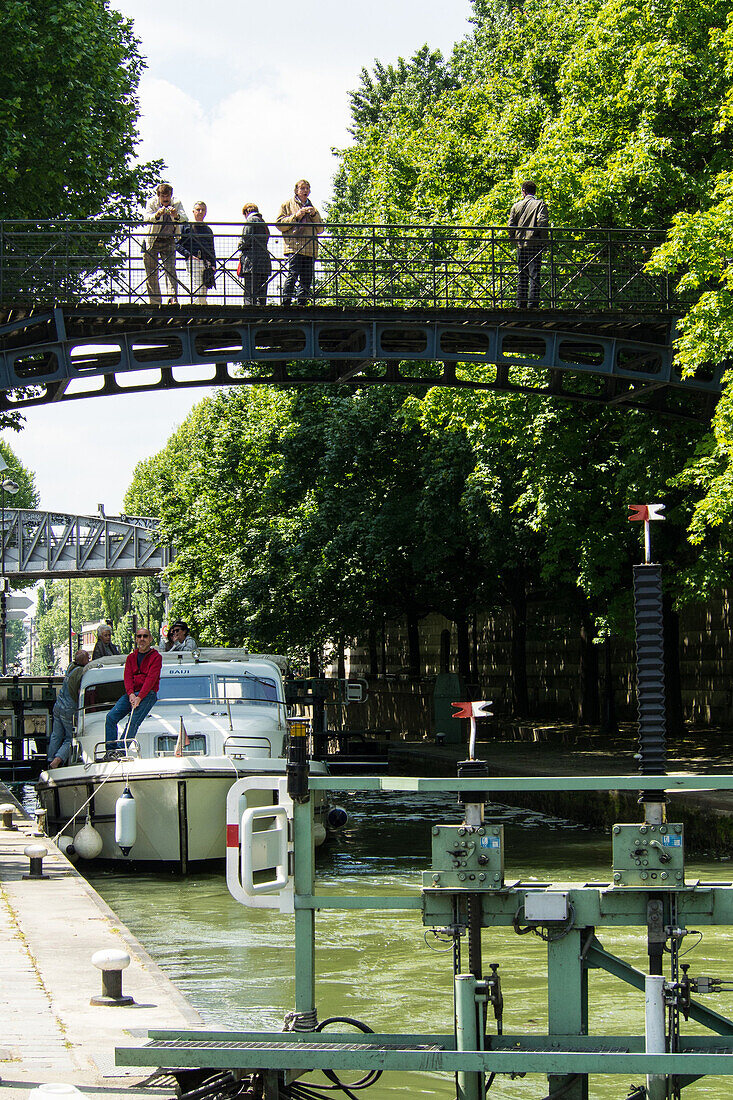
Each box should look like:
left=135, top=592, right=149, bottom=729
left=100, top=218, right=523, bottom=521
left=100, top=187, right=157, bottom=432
left=177, top=200, right=216, bottom=304
left=239, top=203, right=272, bottom=306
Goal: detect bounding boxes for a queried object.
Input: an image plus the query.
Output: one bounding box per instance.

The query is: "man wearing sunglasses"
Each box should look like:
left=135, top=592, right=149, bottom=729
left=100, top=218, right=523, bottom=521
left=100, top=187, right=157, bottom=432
left=104, top=628, right=162, bottom=757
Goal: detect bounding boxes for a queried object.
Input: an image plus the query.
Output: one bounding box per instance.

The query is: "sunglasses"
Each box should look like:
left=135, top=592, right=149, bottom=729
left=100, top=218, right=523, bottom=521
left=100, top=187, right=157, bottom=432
left=136, top=633, right=150, bottom=639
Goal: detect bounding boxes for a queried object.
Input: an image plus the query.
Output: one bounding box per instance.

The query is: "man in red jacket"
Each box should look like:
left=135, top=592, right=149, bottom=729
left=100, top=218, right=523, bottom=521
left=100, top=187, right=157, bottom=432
left=105, top=627, right=162, bottom=756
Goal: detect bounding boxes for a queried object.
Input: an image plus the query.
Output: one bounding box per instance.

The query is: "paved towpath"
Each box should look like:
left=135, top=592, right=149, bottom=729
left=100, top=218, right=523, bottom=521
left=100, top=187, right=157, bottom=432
left=0, top=782, right=201, bottom=1099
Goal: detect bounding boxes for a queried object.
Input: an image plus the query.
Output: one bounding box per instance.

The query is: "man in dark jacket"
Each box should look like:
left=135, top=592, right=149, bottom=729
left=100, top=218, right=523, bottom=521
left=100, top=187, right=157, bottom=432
left=47, top=650, right=90, bottom=768
left=239, top=203, right=272, bottom=306
left=104, top=627, right=162, bottom=756
left=507, top=181, right=549, bottom=308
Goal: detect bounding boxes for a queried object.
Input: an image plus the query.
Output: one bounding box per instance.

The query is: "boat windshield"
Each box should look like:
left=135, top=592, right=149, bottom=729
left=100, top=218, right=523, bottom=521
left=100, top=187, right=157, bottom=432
left=216, top=675, right=280, bottom=707
left=82, top=671, right=281, bottom=711
left=157, top=676, right=213, bottom=702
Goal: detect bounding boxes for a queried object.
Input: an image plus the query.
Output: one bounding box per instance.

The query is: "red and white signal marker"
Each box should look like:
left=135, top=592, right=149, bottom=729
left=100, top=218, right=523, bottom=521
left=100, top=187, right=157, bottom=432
left=629, top=503, right=665, bottom=564
left=451, top=700, right=493, bottom=760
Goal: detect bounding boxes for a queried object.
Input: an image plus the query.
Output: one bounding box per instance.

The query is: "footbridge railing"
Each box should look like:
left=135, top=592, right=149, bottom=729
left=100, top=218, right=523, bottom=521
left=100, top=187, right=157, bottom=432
left=0, top=221, right=675, bottom=312
left=0, top=510, right=168, bottom=579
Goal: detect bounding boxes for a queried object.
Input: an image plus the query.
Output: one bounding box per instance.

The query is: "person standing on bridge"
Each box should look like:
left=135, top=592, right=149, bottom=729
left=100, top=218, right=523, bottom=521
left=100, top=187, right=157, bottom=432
left=276, top=179, right=324, bottom=306
left=177, top=200, right=216, bottom=305
left=143, top=182, right=187, bottom=305
left=239, top=203, right=272, bottom=306
left=508, top=181, right=549, bottom=308
left=47, top=650, right=90, bottom=769
left=104, top=627, right=161, bottom=757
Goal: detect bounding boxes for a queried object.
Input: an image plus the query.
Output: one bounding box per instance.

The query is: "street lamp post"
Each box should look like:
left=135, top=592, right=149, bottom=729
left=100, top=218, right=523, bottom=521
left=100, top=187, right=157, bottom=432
left=1, top=476, right=20, bottom=675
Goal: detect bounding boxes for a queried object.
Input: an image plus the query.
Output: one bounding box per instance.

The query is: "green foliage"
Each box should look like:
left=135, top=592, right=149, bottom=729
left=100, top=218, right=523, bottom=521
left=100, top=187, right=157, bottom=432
left=0, top=440, right=39, bottom=510
left=29, top=576, right=139, bottom=672
left=0, top=0, right=162, bottom=218
left=348, top=46, right=456, bottom=138
left=124, top=0, right=733, bottom=664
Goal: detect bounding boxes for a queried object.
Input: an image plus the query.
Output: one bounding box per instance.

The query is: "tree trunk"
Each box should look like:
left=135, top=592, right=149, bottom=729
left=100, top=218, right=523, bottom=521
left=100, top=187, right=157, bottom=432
left=578, top=605, right=600, bottom=725
left=368, top=626, right=379, bottom=677
left=507, top=573, right=529, bottom=717
left=407, top=612, right=421, bottom=681
left=663, top=594, right=685, bottom=737
left=471, top=613, right=480, bottom=687
left=456, top=614, right=471, bottom=685
left=337, top=635, right=346, bottom=680
left=600, top=636, right=618, bottom=735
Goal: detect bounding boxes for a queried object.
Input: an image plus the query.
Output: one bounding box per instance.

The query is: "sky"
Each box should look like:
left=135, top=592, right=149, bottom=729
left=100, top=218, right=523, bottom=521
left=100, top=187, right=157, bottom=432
left=6, top=0, right=473, bottom=517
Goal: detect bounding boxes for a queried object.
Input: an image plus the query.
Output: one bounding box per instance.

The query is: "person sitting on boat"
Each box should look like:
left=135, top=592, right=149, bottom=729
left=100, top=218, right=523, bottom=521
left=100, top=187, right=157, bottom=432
left=92, top=621, right=121, bottom=660
left=104, top=628, right=162, bottom=757
left=48, top=650, right=90, bottom=769
left=169, top=620, right=197, bottom=652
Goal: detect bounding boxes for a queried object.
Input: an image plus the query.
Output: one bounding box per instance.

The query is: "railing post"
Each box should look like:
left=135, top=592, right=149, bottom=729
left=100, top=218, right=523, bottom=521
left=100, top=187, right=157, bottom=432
left=607, top=230, right=613, bottom=309
left=548, top=227, right=555, bottom=309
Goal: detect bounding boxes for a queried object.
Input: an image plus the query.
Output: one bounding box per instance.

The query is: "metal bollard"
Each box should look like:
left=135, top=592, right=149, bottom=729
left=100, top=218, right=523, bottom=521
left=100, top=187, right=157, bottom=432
left=90, top=949, right=134, bottom=1006
left=23, top=844, right=49, bottom=879
left=0, top=803, right=17, bottom=830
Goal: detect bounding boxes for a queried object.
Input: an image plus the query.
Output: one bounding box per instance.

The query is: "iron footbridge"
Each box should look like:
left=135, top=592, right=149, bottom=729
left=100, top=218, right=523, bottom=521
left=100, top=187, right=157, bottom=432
left=0, top=221, right=720, bottom=420
left=0, top=509, right=167, bottom=580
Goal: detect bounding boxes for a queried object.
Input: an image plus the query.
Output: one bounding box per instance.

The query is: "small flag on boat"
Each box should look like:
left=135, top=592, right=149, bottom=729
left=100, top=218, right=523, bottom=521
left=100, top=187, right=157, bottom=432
left=174, top=716, right=190, bottom=757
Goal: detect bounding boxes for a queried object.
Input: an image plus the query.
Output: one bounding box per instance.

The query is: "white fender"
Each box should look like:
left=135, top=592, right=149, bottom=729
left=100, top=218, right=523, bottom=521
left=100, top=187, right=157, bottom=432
left=56, top=835, right=78, bottom=862
left=115, top=787, right=137, bottom=856
left=73, top=820, right=103, bottom=860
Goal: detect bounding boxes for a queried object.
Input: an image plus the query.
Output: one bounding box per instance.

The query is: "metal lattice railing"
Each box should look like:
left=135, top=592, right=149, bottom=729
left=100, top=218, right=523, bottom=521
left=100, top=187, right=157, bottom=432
left=0, top=221, right=675, bottom=311
left=0, top=510, right=168, bottom=578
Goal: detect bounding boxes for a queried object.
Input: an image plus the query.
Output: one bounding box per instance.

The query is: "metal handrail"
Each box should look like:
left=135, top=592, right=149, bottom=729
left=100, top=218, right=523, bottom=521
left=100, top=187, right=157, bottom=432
left=223, top=734, right=273, bottom=759
left=0, top=220, right=676, bottom=312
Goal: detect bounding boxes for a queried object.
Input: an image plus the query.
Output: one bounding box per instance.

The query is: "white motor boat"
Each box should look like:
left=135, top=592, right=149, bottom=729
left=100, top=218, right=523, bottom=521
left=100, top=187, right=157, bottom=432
left=36, top=648, right=332, bottom=870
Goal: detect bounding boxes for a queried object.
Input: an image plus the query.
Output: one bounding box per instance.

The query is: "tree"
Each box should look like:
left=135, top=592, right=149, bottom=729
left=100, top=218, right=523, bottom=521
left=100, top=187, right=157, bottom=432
left=0, top=0, right=161, bottom=219
left=347, top=46, right=456, bottom=138
left=0, top=440, right=39, bottom=510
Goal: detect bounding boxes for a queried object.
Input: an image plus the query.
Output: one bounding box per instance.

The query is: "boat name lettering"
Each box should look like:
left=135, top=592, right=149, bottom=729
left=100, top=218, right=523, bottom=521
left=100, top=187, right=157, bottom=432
left=167, top=669, right=192, bottom=675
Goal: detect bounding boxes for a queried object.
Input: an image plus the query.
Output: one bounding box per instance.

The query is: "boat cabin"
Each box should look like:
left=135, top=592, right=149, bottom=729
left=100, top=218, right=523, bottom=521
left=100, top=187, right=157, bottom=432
left=75, top=649, right=288, bottom=763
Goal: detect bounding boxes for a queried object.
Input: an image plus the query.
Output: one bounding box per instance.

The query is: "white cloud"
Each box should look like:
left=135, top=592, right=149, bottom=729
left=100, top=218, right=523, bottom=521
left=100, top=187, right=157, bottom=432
left=135, top=66, right=353, bottom=222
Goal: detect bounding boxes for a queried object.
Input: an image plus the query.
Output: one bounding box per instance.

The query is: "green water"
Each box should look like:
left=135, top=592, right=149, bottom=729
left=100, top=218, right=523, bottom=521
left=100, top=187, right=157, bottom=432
left=85, top=793, right=733, bottom=1099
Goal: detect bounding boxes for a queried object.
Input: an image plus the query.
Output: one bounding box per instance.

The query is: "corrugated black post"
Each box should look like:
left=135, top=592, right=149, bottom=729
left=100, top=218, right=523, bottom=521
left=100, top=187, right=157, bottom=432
left=633, top=564, right=667, bottom=809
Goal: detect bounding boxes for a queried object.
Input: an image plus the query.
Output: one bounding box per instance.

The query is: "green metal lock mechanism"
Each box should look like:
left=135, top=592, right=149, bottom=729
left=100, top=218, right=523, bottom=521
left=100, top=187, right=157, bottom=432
left=423, top=823, right=504, bottom=890
left=612, top=822, right=685, bottom=887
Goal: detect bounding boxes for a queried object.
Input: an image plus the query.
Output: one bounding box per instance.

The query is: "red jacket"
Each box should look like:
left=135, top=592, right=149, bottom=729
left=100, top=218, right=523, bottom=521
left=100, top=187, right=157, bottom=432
left=123, top=647, right=162, bottom=700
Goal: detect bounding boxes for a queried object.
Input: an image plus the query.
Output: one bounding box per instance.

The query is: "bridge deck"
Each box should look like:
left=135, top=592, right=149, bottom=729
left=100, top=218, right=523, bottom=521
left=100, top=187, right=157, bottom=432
left=0, top=303, right=716, bottom=420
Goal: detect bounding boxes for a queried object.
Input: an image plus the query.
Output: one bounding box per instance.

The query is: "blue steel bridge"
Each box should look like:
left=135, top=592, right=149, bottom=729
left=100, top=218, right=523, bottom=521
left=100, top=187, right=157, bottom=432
left=0, top=220, right=720, bottom=420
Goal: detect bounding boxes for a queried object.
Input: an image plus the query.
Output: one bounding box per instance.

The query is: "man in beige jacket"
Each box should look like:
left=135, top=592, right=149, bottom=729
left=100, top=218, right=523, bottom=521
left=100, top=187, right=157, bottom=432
left=275, top=179, right=324, bottom=306
left=507, top=181, right=549, bottom=308
left=143, top=182, right=188, bottom=305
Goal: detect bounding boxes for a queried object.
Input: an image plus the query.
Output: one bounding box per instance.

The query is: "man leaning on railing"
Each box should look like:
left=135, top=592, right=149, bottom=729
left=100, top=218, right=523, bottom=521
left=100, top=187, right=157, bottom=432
left=508, top=180, right=549, bottom=309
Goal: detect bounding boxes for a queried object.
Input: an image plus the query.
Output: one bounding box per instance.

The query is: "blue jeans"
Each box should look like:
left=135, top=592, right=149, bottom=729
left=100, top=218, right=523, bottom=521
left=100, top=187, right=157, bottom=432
left=48, top=710, right=74, bottom=764
left=105, top=692, right=158, bottom=749
left=282, top=254, right=314, bottom=304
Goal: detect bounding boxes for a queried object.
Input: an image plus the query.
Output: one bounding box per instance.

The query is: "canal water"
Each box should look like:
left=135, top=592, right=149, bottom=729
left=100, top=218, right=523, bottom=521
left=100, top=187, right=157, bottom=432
left=84, top=792, right=733, bottom=1100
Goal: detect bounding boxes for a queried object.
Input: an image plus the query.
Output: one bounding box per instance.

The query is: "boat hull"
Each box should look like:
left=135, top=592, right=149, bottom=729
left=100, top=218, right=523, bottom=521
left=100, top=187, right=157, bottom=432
left=37, top=759, right=324, bottom=871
